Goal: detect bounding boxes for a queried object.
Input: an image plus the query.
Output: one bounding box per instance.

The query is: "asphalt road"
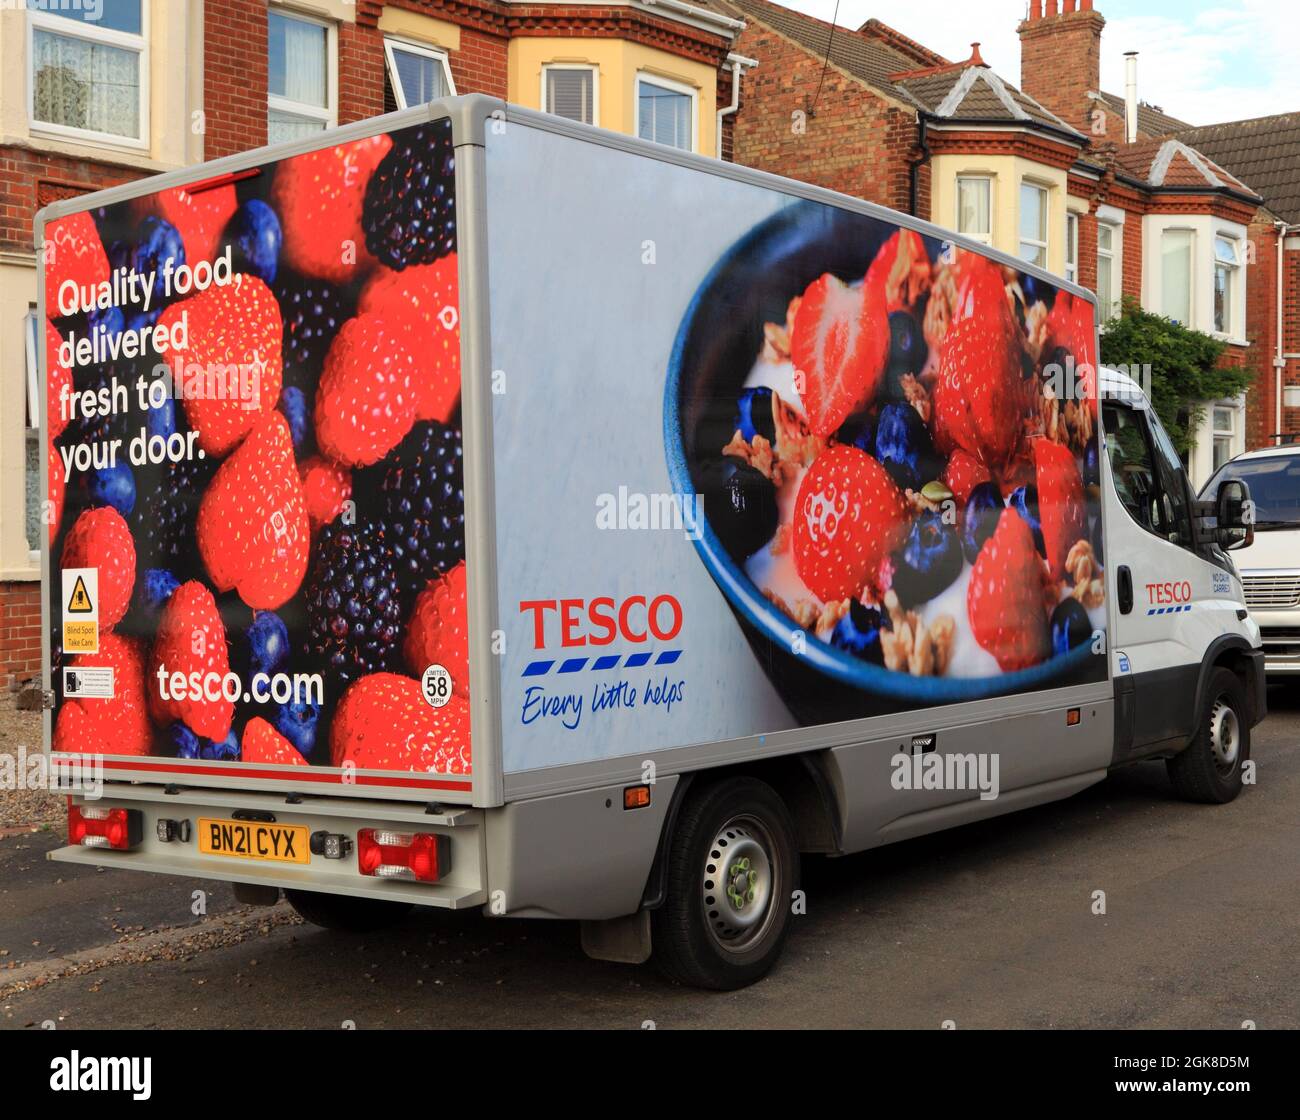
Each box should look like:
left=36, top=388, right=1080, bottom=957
left=2, top=686, right=1298, bottom=1030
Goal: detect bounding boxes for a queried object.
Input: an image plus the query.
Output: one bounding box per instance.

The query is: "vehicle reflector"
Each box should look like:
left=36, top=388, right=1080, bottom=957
left=357, top=828, right=448, bottom=883
left=1067, top=708, right=1081, bottom=726
left=624, top=785, right=651, bottom=810
left=69, top=806, right=142, bottom=850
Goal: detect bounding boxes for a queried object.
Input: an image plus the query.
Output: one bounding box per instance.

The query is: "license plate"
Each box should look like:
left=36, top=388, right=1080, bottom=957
left=197, top=818, right=310, bottom=865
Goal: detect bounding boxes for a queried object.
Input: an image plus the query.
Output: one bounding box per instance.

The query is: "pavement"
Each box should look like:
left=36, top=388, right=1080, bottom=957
left=1, top=685, right=1297, bottom=1029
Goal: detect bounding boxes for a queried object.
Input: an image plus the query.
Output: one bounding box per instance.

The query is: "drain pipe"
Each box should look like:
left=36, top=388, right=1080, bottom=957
left=1277, top=219, right=1287, bottom=444
left=716, top=53, right=757, bottom=160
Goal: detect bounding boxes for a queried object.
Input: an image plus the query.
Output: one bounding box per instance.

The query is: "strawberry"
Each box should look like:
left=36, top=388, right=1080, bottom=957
left=967, top=509, right=1052, bottom=671
left=1034, top=438, right=1086, bottom=581
left=404, top=561, right=469, bottom=697
left=793, top=444, right=910, bottom=603
left=931, top=257, right=1030, bottom=472
left=941, top=448, right=991, bottom=506
left=147, top=580, right=234, bottom=740
left=270, top=135, right=392, bottom=284
left=299, top=454, right=352, bottom=532
left=134, top=184, right=237, bottom=265
left=242, top=717, right=306, bottom=766
left=43, top=211, right=110, bottom=318
left=48, top=438, right=65, bottom=546
left=314, top=312, right=418, bottom=466
left=790, top=272, right=888, bottom=437
left=158, top=274, right=283, bottom=457
left=330, top=673, right=471, bottom=774
left=46, top=320, right=72, bottom=439
left=358, top=256, right=460, bottom=422
left=61, top=507, right=136, bottom=628
left=197, top=412, right=309, bottom=610
left=864, top=229, right=930, bottom=314
left=53, top=634, right=151, bottom=757
left=1043, top=291, right=1098, bottom=416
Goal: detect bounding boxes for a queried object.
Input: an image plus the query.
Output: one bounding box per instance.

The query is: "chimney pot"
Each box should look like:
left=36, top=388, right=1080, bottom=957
left=969, top=42, right=986, bottom=66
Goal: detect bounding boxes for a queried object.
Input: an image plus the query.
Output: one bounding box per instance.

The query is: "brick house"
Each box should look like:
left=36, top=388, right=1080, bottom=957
left=718, top=0, right=1270, bottom=486
left=0, top=0, right=750, bottom=700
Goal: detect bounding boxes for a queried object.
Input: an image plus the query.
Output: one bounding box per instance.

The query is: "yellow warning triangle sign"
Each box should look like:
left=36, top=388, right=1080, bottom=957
left=67, top=575, right=93, bottom=614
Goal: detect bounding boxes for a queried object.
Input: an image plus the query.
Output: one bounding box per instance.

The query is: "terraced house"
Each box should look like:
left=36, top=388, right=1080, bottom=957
left=718, top=0, right=1293, bottom=486
left=0, top=0, right=752, bottom=701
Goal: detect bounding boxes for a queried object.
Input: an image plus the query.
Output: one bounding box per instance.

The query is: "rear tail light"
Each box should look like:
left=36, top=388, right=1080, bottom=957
left=69, top=806, right=142, bottom=850
left=357, top=829, right=448, bottom=883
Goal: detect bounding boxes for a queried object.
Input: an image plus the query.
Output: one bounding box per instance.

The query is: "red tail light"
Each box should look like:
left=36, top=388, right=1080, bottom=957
left=69, top=806, right=142, bottom=850
left=357, top=829, right=448, bottom=883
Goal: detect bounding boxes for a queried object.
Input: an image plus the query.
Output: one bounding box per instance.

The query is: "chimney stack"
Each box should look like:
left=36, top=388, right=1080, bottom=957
left=1124, top=52, right=1138, bottom=143
left=1018, top=0, right=1106, bottom=134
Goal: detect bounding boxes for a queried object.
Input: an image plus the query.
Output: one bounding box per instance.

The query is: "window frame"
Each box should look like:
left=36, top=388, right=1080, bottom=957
left=1065, top=210, right=1079, bottom=283
left=541, top=62, right=599, bottom=126
left=635, top=71, right=698, bottom=152
left=267, top=6, right=338, bottom=140
left=26, top=0, right=150, bottom=150
left=955, top=174, right=993, bottom=245
left=383, top=35, right=456, bottom=110
left=1102, top=398, right=1196, bottom=552
left=1211, top=403, right=1237, bottom=473
left=1160, top=226, right=1195, bottom=326
left=1017, top=180, right=1049, bottom=268
left=1212, top=234, right=1241, bottom=338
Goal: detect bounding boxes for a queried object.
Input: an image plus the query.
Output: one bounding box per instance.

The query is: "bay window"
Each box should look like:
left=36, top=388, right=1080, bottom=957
left=636, top=74, right=695, bottom=151
left=1018, top=182, right=1048, bottom=267
left=1097, top=221, right=1120, bottom=323
left=955, top=176, right=992, bottom=244
left=543, top=65, right=597, bottom=125
left=1065, top=211, right=1079, bottom=284
left=1161, top=228, right=1193, bottom=325
left=1213, top=235, right=1240, bottom=336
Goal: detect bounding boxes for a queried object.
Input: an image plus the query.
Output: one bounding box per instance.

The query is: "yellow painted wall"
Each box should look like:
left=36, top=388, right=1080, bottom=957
left=508, top=38, right=718, bottom=157
left=930, top=152, right=1069, bottom=277
left=377, top=6, right=461, bottom=53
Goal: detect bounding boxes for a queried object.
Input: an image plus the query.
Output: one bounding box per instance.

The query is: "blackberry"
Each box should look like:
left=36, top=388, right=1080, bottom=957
left=362, top=121, right=456, bottom=269
left=375, top=421, right=464, bottom=605
left=275, top=272, right=353, bottom=386
left=129, top=453, right=216, bottom=580
left=304, top=522, right=403, bottom=690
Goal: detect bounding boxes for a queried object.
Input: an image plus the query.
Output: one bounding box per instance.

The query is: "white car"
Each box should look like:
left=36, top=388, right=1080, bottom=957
left=1201, top=444, right=1300, bottom=676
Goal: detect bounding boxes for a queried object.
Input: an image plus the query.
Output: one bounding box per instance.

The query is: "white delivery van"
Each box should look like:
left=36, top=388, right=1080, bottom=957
left=38, top=96, right=1265, bottom=990
left=1199, top=444, right=1300, bottom=676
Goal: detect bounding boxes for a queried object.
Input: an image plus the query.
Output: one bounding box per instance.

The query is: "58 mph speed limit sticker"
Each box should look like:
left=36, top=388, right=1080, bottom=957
left=421, top=664, right=453, bottom=708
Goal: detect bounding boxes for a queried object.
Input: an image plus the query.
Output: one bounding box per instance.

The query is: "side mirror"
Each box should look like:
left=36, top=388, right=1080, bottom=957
left=1215, top=479, right=1253, bottom=550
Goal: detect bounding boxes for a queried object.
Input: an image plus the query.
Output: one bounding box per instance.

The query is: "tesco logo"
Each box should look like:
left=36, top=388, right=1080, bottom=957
left=520, top=595, right=683, bottom=649
left=1146, top=580, right=1192, bottom=605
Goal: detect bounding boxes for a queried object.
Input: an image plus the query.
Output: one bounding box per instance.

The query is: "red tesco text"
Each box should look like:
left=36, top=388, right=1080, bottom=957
left=1146, top=580, right=1192, bottom=604
left=519, top=595, right=683, bottom=649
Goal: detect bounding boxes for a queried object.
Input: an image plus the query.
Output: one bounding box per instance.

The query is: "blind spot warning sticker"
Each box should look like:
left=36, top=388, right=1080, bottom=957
left=62, top=568, right=98, bottom=655
left=64, top=665, right=114, bottom=700
left=421, top=664, right=453, bottom=708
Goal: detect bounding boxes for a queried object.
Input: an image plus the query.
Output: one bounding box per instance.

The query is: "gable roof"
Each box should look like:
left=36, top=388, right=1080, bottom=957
left=1176, top=112, right=1300, bottom=224
left=1092, top=90, right=1191, bottom=138
left=1112, top=136, right=1260, bottom=201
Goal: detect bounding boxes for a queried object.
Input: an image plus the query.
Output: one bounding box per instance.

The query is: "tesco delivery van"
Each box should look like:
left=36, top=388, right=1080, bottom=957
left=38, top=96, right=1265, bottom=990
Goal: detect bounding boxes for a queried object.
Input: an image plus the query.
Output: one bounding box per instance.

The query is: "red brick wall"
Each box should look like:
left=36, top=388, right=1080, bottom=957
left=449, top=25, right=509, bottom=98
left=1017, top=5, right=1105, bottom=136
left=1245, top=222, right=1300, bottom=447
left=1121, top=213, right=1142, bottom=302
left=0, top=582, right=42, bottom=699
left=0, top=147, right=140, bottom=256
left=203, top=0, right=269, bottom=159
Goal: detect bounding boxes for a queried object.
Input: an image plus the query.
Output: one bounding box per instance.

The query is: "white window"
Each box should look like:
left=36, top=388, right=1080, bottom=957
left=267, top=8, right=336, bottom=144
left=28, top=0, right=148, bottom=146
left=542, top=65, right=597, bottom=125
left=384, top=37, right=454, bottom=109
left=1161, top=228, right=1194, bottom=325
left=1213, top=235, right=1240, bottom=336
left=1018, top=182, right=1048, bottom=268
left=636, top=74, right=696, bottom=151
left=1065, top=211, right=1079, bottom=283
left=1212, top=405, right=1236, bottom=472
left=23, top=309, right=42, bottom=556
left=1097, top=221, right=1120, bottom=322
left=955, top=176, right=992, bottom=244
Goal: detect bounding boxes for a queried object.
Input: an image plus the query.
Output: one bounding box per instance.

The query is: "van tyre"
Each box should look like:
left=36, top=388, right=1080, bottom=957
left=651, top=776, right=799, bottom=991
left=1167, top=666, right=1249, bottom=804
left=285, top=888, right=413, bottom=933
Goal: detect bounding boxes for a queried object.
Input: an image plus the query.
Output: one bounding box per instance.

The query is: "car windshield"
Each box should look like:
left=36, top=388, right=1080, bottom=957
left=1201, top=454, right=1300, bottom=527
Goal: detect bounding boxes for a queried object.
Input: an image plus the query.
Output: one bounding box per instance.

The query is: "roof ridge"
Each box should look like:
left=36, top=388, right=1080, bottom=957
left=1179, top=109, right=1300, bottom=134
left=858, top=17, right=949, bottom=68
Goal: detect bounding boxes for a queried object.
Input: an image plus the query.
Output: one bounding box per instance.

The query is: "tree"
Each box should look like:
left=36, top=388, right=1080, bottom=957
left=1099, top=299, right=1253, bottom=456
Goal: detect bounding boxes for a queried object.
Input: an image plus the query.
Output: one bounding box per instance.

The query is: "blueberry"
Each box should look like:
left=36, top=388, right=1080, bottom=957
left=1089, top=513, right=1104, bottom=565
left=701, top=458, right=778, bottom=562
left=147, top=389, right=177, bottom=441
left=962, top=481, right=1003, bottom=563
left=891, top=510, right=962, bottom=606
left=223, top=200, right=282, bottom=284
left=87, top=304, right=124, bottom=339
left=735, top=387, right=776, bottom=445
left=1009, top=484, right=1045, bottom=556
left=84, top=461, right=136, bottom=516
left=279, top=385, right=310, bottom=451
left=1083, top=441, right=1100, bottom=488
left=875, top=402, right=940, bottom=492
left=1050, top=598, right=1092, bottom=656
left=139, top=568, right=180, bottom=613
left=275, top=699, right=319, bottom=757
left=830, top=601, right=887, bottom=663
left=246, top=611, right=289, bottom=677
left=201, top=730, right=240, bottom=762
left=167, top=723, right=200, bottom=759
left=884, top=311, right=927, bottom=396
left=836, top=410, right=876, bottom=454
left=133, top=217, right=185, bottom=307
left=1019, top=273, right=1054, bottom=311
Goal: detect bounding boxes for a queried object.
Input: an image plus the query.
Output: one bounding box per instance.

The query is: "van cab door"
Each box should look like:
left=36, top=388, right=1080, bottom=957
left=1101, top=397, right=1245, bottom=760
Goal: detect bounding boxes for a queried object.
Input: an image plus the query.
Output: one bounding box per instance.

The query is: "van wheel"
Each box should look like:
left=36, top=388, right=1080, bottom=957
left=285, top=889, right=413, bottom=933
left=651, top=777, right=798, bottom=990
left=1167, top=666, right=1249, bottom=804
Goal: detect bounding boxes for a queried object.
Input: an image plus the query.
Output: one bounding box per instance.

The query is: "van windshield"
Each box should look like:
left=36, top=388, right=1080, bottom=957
left=1201, top=454, right=1300, bottom=528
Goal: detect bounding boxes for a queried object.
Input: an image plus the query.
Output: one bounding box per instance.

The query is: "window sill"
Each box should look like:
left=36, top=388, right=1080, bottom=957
left=1211, top=334, right=1250, bottom=348
left=0, top=564, right=41, bottom=583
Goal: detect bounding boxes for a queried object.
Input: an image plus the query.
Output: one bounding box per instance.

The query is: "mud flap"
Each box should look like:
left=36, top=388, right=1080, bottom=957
left=581, top=910, right=651, bottom=964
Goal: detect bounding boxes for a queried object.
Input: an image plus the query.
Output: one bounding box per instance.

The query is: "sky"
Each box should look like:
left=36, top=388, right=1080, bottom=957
left=777, top=0, right=1300, bottom=126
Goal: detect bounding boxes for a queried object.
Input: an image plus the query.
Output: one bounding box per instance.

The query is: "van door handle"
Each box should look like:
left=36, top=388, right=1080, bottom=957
left=1118, top=565, right=1133, bottom=614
